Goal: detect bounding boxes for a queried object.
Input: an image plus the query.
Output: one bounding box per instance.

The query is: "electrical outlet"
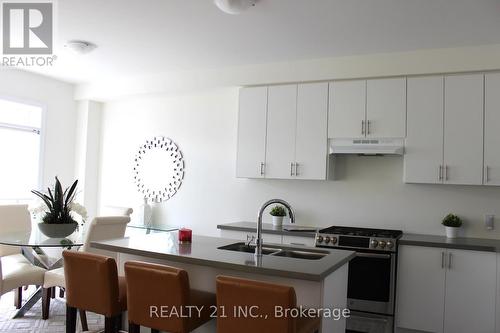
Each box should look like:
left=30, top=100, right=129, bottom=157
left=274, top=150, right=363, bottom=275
left=485, top=215, right=495, bottom=230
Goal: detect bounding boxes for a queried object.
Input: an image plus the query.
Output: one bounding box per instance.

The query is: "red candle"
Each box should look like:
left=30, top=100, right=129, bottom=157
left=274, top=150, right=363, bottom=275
left=178, top=228, right=192, bottom=243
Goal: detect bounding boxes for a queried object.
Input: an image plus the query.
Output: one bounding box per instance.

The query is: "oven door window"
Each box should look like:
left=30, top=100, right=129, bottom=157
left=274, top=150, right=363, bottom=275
left=347, top=254, right=391, bottom=302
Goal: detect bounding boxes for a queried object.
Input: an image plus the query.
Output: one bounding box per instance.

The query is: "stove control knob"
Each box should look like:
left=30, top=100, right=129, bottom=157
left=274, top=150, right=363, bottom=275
left=386, top=241, right=394, bottom=249
left=316, top=235, right=324, bottom=243
left=331, top=237, right=338, bottom=244
left=324, top=236, right=331, bottom=244
left=379, top=240, right=387, bottom=248
left=370, top=240, right=378, bottom=248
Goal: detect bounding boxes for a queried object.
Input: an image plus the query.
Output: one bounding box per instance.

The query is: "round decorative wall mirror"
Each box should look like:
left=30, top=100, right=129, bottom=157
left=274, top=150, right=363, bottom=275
left=133, top=136, right=185, bottom=202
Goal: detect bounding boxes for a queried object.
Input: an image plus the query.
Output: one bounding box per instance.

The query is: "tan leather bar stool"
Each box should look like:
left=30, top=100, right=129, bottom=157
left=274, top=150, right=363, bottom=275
left=63, top=251, right=127, bottom=333
left=216, top=275, right=321, bottom=333
left=124, top=261, right=216, bottom=333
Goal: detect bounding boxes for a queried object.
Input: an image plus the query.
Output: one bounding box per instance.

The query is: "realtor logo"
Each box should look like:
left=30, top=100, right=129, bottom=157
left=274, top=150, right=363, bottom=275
left=2, top=2, right=53, bottom=54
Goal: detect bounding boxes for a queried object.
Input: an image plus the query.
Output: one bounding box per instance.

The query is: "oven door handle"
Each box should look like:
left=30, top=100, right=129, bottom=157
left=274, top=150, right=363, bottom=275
left=355, top=253, right=392, bottom=259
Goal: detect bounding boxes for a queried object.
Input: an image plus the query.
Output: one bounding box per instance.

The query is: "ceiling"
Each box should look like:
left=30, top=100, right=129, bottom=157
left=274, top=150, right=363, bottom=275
left=24, top=0, right=500, bottom=85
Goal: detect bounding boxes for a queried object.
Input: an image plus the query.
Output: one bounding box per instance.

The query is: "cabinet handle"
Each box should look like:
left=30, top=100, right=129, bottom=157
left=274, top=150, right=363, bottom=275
left=367, top=120, right=371, bottom=135
left=444, top=165, right=449, bottom=181
left=361, top=120, right=365, bottom=135
left=448, top=253, right=452, bottom=269
left=441, top=252, right=445, bottom=269
left=290, top=162, right=295, bottom=176
left=295, top=163, right=299, bottom=176
left=438, top=165, right=443, bottom=181
left=485, top=166, right=490, bottom=183
left=260, top=162, right=265, bottom=176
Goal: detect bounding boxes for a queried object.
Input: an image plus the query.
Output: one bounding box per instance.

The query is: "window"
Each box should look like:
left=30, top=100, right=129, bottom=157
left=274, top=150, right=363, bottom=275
left=0, top=98, right=43, bottom=200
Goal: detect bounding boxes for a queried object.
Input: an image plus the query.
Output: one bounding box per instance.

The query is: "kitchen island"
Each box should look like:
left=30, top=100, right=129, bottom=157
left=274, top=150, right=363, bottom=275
left=91, top=232, right=355, bottom=333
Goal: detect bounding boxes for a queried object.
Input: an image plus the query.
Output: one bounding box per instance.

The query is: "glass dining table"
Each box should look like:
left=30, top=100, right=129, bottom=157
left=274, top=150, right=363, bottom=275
left=0, top=227, right=84, bottom=318
left=0, top=222, right=179, bottom=318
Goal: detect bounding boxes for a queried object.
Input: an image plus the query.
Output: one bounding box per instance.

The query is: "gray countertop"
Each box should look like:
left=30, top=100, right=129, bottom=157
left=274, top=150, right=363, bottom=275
left=399, top=233, right=500, bottom=253
left=217, top=221, right=319, bottom=237
left=91, top=232, right=355, bottom=281
left=218, top=222, right=500, bottom=253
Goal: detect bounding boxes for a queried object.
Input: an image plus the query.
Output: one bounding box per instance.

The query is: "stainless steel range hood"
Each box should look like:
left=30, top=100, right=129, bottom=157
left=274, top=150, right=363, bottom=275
left=329, top=138, right=404, bottom=155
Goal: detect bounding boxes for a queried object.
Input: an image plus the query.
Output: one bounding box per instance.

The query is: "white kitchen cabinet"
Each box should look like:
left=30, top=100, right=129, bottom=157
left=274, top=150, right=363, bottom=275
left=282, top=234, right=315, bottom=247
left=265, top=84, right=298, bottom=179
left=295, top=82, right=328, bottom=180
left=443, top=249, right=496, bottom=333
left=396, top=245, right=496, bottom=333
left=396, top=245, right=446, bottom=333
left=484, top=73, right=500, bottom=185
left=236, top=87, right=268, bottom=178
left=366, top=78, right=407, bottom=138
left=219, top=229, right=282, bottom=244
left=443, top=74, right=484, bottom=185
left=404, top=76, right=444, bottom=184
left=328, top=78, right=406, bottom=139
left=329, top=80, right=366, bottom=139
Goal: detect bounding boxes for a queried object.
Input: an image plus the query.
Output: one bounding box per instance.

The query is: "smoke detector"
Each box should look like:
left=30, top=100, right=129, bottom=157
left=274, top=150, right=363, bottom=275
left=64, top=40, right=97, bottom=55
left=214, top=0, right=256, bottom=15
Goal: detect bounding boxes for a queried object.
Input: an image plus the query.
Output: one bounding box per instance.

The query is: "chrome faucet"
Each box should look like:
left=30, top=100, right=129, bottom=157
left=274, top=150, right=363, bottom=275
left=255, top=199, right=295, bottom=257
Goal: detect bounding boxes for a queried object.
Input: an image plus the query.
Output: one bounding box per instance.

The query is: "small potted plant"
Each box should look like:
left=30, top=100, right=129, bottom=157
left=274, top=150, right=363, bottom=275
left=442, top=213, right=462, bottom=238
left=31, top=177, right=87, bottom=238
left=270, top=205, right=286, bottom=226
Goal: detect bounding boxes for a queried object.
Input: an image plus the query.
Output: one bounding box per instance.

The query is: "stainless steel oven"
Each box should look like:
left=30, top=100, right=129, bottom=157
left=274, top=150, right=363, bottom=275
left=347, top=251, right=396, bottom=315
left=315, top=226, right=402, bottom=333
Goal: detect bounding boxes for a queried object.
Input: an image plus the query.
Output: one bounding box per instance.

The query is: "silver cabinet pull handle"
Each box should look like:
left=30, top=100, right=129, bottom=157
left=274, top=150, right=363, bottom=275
left=448, top=252, right=452, bottom=269
left=290, top=162, right=294, bottom=176
left=485, top=166, right=490, bottom=183
left=444, top=165, right=449, bottom=181
left=295, top=163, right=299, bottom=176
left=367, top=120, right=371, bottom=135
left=441, top=252, right=445, bottom=269
left=438, top=165, right=443, bottom=181
left=260, top=162, right=265, bottom=176
left=361, top=120, right=365, bottom=135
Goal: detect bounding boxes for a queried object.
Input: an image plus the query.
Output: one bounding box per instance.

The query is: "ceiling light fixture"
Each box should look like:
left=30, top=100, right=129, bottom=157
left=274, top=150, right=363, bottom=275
left=64, top=40, right=97, bottom=55
left=214, top=0, right=256, bottom=15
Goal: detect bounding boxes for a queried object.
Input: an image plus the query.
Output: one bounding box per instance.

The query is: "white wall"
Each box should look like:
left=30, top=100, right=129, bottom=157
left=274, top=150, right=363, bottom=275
left=74, top=100, right=102, bottom=218
left=99, top=88, right=500, bottom=239
left=0, top=69, right=77, bottom=191
left=77, top=44, right=500, bottom=101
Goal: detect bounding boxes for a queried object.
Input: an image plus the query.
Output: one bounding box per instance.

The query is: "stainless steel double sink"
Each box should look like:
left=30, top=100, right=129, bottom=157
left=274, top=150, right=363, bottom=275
left=218, top=242, right=329, bottom=260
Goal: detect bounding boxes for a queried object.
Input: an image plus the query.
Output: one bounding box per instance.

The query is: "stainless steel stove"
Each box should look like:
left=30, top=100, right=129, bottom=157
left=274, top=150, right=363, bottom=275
left=315, top=226, right=402, bottom=252
left=315, top=226, right=403, bottom=333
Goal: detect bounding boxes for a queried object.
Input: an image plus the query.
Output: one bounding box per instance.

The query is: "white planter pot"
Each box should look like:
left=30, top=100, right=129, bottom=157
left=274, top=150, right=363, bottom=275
left=272, top=216, right=284, bottom=226
left=445, top=226, right=459, bottom=238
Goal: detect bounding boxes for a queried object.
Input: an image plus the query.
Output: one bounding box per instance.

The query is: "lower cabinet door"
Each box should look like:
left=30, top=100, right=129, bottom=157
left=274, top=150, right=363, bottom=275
left=443, top=249, right=496, bottom=333
left=396, top=245, right=446, bottom=333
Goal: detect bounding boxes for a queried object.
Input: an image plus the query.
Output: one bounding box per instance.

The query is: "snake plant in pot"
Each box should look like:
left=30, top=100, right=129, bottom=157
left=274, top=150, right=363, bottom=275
left=31, top=177, right=87, bottom=238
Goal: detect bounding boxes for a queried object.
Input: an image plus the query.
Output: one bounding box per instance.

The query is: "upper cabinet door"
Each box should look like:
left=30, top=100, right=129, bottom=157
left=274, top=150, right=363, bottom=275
left=484, top=73, right=500, bottom=185
left=328, top=80, right=366, bottom=138
left=295, top=82, right=328, bottom=180
left=404, top=76, right=444, bottom=184
left=443, top=249, right=496, bottom=333
left=366, top=78, right=406, bottom=138
left=443, top=74, right=484, bottom=185
left=265, top=84, right=298, bottom=179
left=236, top=87, right=268, bottom=178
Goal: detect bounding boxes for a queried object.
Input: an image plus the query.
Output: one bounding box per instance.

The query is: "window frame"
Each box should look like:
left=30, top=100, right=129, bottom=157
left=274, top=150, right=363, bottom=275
left=0, top=94, right=46, bottom=201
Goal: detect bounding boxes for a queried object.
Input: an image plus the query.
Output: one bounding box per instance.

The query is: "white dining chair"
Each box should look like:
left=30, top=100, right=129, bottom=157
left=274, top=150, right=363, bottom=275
left=101, top=205, right=133, bottom=217
left=0, top=253, right=46, bottom=303
left=42, top=216, right=131, bottom=322
left=0, top=204, right=36, bottom=308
